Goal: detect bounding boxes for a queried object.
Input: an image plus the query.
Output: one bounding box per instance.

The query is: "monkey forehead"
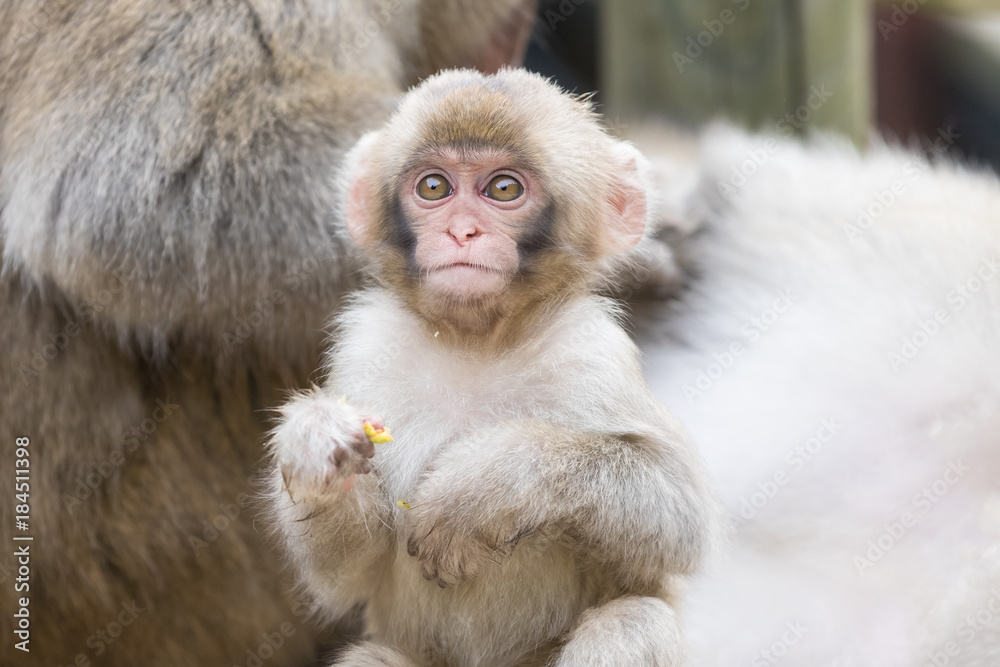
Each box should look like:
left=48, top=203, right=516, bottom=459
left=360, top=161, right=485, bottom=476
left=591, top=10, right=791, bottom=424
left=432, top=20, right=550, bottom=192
left=420, top=87, right=525, bottom=150
left=385, top=68, right=603, bottom=173
left=399, top=145, right=534, bottom=178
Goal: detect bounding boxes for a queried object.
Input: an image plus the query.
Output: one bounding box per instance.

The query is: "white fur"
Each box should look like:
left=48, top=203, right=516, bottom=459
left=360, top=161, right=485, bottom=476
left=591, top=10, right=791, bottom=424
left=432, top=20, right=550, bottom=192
left=268, top=290, right=719, bottom=666
left=637, top=125, right=1000, bottom=666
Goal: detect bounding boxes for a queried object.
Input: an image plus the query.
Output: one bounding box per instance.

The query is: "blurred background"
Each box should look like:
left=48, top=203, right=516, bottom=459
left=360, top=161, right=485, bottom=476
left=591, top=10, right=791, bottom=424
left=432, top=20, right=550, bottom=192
left=524, top=0, right=1000, bottom=171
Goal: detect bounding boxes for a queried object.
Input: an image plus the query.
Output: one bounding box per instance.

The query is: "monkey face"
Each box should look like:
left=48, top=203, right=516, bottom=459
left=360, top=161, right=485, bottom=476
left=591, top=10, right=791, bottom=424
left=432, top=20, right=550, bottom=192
left=342, top=68, right=650, bottom=337
left=400, top=150, right=541, bottom=302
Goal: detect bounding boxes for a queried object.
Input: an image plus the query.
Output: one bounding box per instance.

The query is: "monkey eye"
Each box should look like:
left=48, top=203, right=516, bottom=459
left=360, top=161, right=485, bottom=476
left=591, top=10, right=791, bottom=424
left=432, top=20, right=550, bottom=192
left=485, top=175, right=523, bottom=202
left=417, top=174, right=453, bottom=200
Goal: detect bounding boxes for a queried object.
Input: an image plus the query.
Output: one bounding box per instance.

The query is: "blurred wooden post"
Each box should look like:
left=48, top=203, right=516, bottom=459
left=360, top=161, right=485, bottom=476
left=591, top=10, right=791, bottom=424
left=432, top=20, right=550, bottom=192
left=599, top=0, right=873, bottom=143
left=799, top=0, right=872, bottom=142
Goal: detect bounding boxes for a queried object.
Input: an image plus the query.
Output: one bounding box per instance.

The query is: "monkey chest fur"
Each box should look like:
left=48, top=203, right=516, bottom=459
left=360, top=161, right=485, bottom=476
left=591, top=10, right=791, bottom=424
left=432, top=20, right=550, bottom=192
left=330, top=292, right=642, bottom=664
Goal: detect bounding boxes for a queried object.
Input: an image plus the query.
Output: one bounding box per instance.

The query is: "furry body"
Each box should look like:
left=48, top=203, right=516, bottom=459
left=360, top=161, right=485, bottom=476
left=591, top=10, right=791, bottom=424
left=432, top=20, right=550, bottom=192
left=272, top=292, right=705, bottom=666
left=639, top=126, right=1000, bottom=666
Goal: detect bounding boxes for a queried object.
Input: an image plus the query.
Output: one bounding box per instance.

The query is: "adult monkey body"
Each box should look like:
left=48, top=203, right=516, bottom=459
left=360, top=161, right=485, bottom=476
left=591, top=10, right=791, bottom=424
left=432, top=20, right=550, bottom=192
left=0, top=2, right=535, bottom=665
left=267, top=69, right=718, bottom=666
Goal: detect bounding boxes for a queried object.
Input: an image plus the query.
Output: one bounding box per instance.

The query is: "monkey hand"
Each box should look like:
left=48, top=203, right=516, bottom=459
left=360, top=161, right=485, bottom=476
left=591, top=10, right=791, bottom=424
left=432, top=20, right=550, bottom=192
left=404, top=447, right=540, bottom=587
left=270, top=391, right=382, bottom=499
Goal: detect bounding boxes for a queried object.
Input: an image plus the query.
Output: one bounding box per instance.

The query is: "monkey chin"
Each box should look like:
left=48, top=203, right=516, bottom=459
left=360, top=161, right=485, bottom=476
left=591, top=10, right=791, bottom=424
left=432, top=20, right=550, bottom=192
left=424, top=263, right=509, bottom=301
left=413, top=272, right=520, bottom=340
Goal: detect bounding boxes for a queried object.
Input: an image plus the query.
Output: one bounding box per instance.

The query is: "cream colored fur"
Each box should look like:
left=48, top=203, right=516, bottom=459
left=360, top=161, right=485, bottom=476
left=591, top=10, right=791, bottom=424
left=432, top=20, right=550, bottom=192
left=636, top=124, right=1000, bottom=666
left=269, top=290, right=719, bottom=666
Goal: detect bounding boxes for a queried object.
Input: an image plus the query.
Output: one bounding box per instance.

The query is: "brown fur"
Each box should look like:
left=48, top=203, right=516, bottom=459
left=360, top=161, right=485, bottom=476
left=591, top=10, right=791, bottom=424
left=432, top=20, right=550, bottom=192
left=0, top=2, right=535, bottom=665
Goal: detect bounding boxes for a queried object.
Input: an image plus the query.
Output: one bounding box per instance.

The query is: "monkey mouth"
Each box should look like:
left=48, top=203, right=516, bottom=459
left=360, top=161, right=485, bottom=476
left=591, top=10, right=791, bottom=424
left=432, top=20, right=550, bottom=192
left=431, top=262, right=501, bottom=275
left=424, top=263, right=508, bottom=297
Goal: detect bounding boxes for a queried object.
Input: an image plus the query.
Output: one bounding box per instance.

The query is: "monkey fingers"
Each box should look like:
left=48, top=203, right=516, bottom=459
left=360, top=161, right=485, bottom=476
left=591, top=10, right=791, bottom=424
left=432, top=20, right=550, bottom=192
left=405, top=507, right=529, bottom=587
left=406, top=524, right=497, bottom=588
left=269, top=392, right=380, bottom=499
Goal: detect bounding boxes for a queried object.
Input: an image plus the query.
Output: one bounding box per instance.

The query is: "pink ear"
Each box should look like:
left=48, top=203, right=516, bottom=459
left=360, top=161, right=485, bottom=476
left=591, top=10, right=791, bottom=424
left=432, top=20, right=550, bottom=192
left=344, top=133, right=380, bottom=246
left=345, top=172, right=371, bottom=245
left=602, top=144, right=648, bottom=255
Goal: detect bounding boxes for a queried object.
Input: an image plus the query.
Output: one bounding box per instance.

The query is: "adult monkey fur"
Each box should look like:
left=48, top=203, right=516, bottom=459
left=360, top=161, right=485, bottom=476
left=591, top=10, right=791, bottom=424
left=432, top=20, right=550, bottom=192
left=267, top=69, right=719, bottom=666
left=634, top=126, right=1000, bottom=665
left=0, top=1, right=538, bottom=665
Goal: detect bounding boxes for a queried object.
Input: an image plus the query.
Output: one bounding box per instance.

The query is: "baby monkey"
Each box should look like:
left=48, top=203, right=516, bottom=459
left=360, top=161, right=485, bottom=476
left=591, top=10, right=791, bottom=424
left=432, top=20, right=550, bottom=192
left=267, top=69, right=718, bottom=667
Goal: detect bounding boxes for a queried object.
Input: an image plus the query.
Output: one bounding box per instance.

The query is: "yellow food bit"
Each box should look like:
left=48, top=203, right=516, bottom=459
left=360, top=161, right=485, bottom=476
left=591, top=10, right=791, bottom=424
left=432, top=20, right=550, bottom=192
left=338, top=396, right=347, bottom=404
left=363, top=421, right=393, bottom=444
left=396, top=500, right=411, bottom=510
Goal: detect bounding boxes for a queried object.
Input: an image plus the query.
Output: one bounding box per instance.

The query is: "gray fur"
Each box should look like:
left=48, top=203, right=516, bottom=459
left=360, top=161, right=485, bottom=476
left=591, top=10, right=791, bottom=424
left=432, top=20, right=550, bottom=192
left=0, top=1, right=535, bottom=664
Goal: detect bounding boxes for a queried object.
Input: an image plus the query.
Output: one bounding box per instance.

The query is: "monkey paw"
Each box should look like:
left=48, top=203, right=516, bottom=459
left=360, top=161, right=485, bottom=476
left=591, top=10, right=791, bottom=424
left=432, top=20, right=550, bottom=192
left=269, top=391, right=382, bottom=499
left=404, top=496, right=529, bottom=588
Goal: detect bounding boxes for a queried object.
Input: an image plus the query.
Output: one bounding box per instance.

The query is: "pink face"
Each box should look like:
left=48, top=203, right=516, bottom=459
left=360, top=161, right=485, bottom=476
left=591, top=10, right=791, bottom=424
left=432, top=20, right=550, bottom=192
left=400, top=152, right=542, bottom=301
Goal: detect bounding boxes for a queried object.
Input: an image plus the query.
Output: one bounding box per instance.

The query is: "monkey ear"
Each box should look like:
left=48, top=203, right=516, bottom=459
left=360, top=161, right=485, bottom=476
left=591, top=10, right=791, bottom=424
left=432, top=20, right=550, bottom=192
left=601, top=142, right=649, bottom=256
left=343, top=132, right=382, bottom=247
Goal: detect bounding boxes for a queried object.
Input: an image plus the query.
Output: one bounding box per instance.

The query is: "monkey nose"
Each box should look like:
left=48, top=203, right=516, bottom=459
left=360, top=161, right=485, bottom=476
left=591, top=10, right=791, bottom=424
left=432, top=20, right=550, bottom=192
left=446, top=222, right=481, bottom=245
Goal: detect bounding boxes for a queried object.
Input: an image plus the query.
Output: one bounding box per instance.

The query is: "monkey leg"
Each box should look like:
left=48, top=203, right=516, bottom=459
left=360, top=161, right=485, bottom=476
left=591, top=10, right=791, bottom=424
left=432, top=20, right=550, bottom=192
left=331, top=641, right=423, bottom=667
left=553, top=596, right=684, bottom=667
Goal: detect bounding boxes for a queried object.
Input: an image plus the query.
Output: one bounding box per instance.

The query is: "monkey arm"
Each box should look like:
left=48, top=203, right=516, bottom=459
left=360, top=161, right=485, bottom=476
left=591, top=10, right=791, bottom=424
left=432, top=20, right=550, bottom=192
left=406, top=418, right=718, bottom=589
left=268, top=469, right=394, bottom=617
left=265, top=389, right=394, bottom=616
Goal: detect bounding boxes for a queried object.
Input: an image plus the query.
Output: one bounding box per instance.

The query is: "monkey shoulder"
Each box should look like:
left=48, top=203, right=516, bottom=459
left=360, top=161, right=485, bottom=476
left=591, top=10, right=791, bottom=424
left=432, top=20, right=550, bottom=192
left=535, top=296, right=643, bottom=382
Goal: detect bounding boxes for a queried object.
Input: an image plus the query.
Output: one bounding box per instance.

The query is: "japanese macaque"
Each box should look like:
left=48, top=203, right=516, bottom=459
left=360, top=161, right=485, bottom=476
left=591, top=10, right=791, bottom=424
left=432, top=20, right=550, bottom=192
left=632, top=125, right=1000, bottom=666
left=0, top=2, right=537, bottom=665
left=266, top=69, right=719, bottom=667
